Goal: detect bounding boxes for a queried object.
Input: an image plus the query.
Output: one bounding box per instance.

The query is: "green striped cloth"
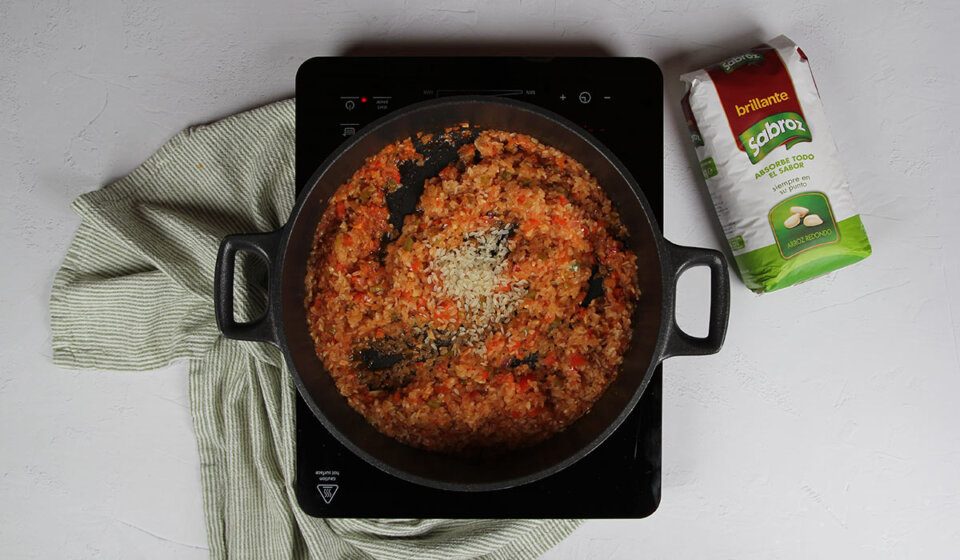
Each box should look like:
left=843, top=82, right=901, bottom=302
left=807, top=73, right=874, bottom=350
left=49, top=99, right=581, bottom=559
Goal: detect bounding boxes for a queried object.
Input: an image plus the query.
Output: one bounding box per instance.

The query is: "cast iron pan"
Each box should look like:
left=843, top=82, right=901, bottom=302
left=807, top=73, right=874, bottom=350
left=214, top=96, right=729, bottom=492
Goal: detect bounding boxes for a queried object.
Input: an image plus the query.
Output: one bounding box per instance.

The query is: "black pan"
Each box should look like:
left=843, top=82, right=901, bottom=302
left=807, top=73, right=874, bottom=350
left=214, top=96, right=729, bottom=492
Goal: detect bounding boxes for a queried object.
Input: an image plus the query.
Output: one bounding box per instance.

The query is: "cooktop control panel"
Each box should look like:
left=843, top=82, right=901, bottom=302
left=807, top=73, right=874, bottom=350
left=297, top=57, right=663, bottom=216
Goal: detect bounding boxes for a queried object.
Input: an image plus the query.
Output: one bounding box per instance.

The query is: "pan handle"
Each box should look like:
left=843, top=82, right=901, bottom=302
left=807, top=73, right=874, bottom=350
left=214, top=230, right=282, bottom=345
left=661, top=240, right=730, bottom=359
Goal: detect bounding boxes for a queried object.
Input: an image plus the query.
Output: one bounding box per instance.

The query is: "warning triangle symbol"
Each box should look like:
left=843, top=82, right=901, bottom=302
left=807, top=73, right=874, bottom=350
left=317, top=484, right=339, bottom=504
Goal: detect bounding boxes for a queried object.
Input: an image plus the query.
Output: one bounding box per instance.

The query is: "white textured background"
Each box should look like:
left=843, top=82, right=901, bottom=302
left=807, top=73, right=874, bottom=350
left=2, top=1, right=959, bottom=558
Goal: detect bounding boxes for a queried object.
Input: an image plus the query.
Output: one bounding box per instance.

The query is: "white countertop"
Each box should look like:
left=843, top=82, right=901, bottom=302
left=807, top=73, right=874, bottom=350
left=2, top=1, right=959, bottom=558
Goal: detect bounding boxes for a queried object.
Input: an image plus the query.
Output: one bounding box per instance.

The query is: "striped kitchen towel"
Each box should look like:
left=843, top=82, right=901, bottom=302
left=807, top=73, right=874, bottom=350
left=49, top=99, right=581, bottom=559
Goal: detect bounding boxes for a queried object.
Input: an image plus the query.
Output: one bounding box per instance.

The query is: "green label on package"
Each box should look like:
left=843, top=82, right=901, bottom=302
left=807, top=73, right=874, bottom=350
left=700, top=157, right=718, bottom=179
left=739, top=112, right=812, bottom=164
left=768, top=192, right=838, bottom=259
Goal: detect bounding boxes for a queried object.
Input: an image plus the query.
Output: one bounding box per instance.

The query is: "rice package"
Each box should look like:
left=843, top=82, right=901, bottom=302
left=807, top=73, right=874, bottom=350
left=680, top=35, right=871, bottom=293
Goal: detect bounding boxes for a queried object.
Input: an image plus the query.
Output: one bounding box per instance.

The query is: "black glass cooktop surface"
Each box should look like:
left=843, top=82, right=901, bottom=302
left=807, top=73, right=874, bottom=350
left=295, top=56, right=662, bottom=518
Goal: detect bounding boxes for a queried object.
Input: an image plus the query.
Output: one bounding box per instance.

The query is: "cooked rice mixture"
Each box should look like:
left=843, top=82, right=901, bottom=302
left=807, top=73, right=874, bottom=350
left=305, top=127, right=639, bottom=455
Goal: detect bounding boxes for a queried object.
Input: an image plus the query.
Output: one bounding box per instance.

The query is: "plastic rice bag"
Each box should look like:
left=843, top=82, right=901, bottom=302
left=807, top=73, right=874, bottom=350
left=680, top=35, right=871, bottom=293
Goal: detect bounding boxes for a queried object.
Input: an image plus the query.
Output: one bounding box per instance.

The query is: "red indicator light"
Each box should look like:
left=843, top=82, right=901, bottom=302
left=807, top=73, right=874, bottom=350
left=361, top=97, right=368, bottom=103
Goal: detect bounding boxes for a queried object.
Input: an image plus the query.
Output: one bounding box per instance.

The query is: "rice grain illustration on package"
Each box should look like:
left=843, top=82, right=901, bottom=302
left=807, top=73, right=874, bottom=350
left=681, top=35, right=871, bottom=293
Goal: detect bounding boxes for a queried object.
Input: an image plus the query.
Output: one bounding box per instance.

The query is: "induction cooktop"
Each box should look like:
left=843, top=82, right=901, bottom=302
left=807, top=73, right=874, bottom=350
left=294, top=56, right=663, bottom=518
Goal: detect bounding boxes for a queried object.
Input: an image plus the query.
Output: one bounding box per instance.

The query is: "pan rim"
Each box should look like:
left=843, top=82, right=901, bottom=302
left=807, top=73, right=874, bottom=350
left=275, top=95, right=671, bottom=492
